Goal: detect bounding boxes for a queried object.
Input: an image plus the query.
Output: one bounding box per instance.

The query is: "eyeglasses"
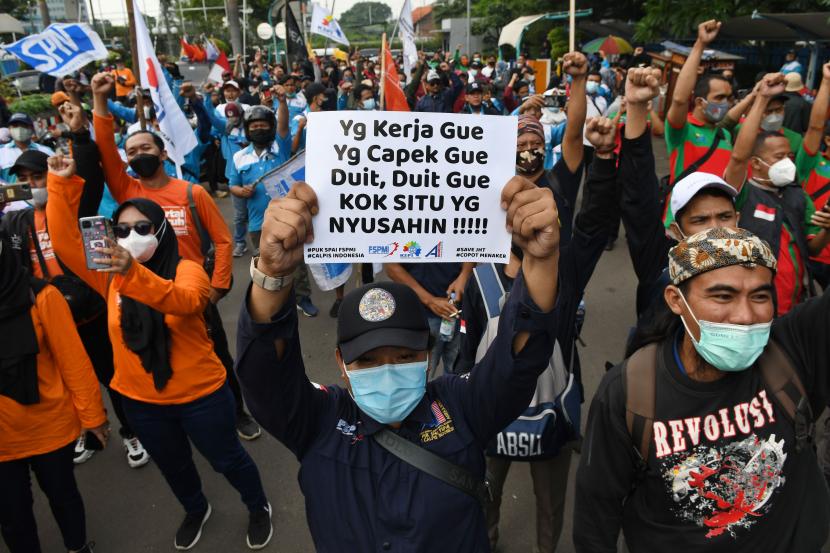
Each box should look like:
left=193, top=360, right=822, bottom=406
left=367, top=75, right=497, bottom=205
left=112, top=221, right=153, bottom=239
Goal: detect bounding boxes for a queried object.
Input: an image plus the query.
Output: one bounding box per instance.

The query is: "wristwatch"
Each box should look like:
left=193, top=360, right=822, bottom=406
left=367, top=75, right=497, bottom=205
left=250, top=257, right=293, bottom=291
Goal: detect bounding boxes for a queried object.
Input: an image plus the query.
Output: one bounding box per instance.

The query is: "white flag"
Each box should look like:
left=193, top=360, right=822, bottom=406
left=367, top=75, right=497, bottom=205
left=310, top=3, right=350, bottom=47
left=398, top=0, right=417, bottom=78
left=134, top=5, right=197, bottom=166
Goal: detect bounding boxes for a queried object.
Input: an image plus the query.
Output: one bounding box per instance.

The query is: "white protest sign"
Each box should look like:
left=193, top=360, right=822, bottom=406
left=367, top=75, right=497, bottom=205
left=304, top=111, right=517, bottom=264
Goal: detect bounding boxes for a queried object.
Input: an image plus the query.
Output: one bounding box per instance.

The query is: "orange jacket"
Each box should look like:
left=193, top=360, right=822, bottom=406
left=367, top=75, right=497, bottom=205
left=92, top=112, right=233, bottom=291
left=112, top=67, right=137, bottom=97
left=0, top=285, right=106, bottom=461
left=47, top=173, right=227, bottom=405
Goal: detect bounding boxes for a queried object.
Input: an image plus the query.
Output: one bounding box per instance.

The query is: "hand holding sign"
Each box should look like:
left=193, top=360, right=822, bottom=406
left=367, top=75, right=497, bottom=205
left=259, top=182, right=319, bottom=278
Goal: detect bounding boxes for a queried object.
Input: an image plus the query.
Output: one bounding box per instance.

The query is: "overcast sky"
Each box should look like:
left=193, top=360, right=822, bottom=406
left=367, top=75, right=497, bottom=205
left=88, top=0, right=430, bottom=26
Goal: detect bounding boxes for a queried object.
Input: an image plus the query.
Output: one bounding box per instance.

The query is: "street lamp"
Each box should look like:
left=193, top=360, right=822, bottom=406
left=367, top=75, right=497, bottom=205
left=152, top=24, right=179, bottom=57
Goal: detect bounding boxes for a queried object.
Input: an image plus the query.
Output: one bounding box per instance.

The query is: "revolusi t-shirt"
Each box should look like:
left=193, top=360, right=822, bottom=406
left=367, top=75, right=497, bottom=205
left=575, top=291, right=830, bottom=552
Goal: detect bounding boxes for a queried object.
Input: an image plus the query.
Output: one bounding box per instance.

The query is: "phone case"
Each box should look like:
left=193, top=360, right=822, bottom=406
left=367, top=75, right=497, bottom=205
left=0, top=182, right=33, bottom=202
left=79, top=216, right=113, bottom=270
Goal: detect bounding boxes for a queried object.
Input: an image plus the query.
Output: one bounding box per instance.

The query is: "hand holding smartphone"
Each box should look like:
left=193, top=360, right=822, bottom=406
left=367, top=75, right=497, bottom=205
left=79, top=216, right=115, bottom=270
left=0, top=182, right=33, bottom=202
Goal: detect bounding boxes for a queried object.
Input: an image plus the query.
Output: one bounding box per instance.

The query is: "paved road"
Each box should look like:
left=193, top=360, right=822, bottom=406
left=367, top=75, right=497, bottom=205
left=30, top=141, right=669, bottom=553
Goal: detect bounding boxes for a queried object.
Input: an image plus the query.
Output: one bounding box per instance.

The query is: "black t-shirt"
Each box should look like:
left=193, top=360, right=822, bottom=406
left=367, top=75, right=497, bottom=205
left=401, top=262, right=462, bottom=301
left=575, top=291, right=830, bottom=552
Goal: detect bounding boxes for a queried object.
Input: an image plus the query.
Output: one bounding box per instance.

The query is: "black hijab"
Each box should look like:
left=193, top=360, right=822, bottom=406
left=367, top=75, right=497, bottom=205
left=114, top=198, right=180, bottom=391
left=0, top=228, right=45, bottom=404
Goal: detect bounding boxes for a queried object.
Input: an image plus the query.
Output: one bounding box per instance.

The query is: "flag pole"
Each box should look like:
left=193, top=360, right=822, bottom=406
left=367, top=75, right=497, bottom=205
left=568, top=0, right=575, bottom=52
left=125, top=0, right=147, bottom=131
left=380, top=32, right=387, bottom=110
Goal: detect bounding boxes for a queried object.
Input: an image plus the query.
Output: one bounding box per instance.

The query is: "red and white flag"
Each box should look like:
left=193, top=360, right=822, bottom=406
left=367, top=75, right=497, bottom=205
left=754, top=204, right=776, bottom=222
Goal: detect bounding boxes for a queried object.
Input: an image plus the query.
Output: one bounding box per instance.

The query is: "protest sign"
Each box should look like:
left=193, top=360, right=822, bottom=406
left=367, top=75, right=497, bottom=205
left=3, top=23, right=107, bottom=77
left=304, top=111, right=517, bottom=264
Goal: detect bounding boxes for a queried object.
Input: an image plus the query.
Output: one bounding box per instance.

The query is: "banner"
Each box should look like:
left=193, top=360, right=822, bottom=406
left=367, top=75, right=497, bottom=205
left=398, top=0, right=418, bottom=78
left=135, top=6, right=197, bottom=166
left=286, top=5, right=308, bottom=65
left=383, top=44, right=409, bottom=111
left=310, top=3, right=350, bottom=47
left=3, top=23, right=107, bottom=77
left=304, top=111, right=517, bottom=263
left=257, top=151, right=354, bottom=291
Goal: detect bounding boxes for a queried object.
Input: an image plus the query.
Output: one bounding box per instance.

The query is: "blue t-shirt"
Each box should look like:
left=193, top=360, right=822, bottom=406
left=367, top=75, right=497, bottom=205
left=228, top=135, right=292, bottom=232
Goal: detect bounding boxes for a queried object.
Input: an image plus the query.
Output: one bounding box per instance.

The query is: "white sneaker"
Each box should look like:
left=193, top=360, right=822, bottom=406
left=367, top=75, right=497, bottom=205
left=73, top=435, right=94, bottom=464
left=123, top=436, right=151, bottom=468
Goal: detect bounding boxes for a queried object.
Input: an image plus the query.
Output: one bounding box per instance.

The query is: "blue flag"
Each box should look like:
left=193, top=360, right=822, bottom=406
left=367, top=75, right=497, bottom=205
left=3, top=23, right=108, bottom=77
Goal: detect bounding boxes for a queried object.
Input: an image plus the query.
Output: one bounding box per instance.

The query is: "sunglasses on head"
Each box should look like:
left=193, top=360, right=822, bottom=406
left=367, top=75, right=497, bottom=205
left=112, top=221, right=154, bottom=239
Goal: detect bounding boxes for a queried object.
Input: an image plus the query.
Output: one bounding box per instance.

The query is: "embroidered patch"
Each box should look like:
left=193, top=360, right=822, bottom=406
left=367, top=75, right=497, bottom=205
left=420, top=400, right=455, bottom=443
left=358, top=288, right=396, bottom=322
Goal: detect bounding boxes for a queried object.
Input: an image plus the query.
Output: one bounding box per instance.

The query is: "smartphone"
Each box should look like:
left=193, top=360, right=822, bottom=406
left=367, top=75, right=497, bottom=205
left=0, top=182, right=33, bottom=202
left=544, top=94, right=567, bottom=109
left=79, top=216, right=114, bottom=270
left=262, top=88, right=272, bottom=100
left=84, top=430, right=104, bottom=451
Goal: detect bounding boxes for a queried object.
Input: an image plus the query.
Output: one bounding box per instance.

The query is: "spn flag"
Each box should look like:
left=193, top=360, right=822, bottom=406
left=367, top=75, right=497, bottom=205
left=4, top=23, right=107, bottom=77
left=397, top=0, right=418, bottom=77
left=383, top=44, right=409, bottom=112
left=310, top=3, right=350, bottom=47
left=285, top=4, right=308, bottom=65
left=135, top=5, right=197, bottom=166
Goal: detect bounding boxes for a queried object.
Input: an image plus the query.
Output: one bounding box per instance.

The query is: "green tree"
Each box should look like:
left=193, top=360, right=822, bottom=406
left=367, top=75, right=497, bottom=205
left=432, top=0, right=466, bottom=22
left=339, top=2, right=392, bottom=28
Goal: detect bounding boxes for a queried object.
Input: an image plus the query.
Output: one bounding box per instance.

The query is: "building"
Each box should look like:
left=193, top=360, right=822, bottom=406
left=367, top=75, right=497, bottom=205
left=412, top=5, right=435, bottom=37
left=27, top=0, right=90, bottom=32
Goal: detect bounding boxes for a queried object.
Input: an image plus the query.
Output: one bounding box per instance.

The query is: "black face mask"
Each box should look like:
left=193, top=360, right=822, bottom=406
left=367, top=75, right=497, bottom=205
left=516, top=148, right=545, bottom=175
left=248, top=128, right=276, bottom=146
left=129, top=154, right=162, bottom=178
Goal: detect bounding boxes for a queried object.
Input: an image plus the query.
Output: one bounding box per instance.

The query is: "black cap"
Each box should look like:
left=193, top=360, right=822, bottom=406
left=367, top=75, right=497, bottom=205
left=278, top=74, right=296, bottom=85
left=337, top=282, right=430, bottom=364
left=470, top=59, right=483, bottom=68
left=9, top=113, right=33, bottom=127
left=10, top=149, right=48, bottom=174
left=466, top=81, right=483, bottom=94
left=305, top=82, right=330, bottom=100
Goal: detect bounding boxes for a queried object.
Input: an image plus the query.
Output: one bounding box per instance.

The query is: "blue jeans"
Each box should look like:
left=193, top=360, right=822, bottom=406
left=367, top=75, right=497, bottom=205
left=427, top=315, right=462, bottom=378
left=231, top=194, right=248, bottom=245
left=121, top=384, right=267, bottom=514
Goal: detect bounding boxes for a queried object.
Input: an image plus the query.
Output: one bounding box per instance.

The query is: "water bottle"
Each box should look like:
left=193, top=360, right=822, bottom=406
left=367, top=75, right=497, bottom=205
left=439, top=293, right=457, bottom=342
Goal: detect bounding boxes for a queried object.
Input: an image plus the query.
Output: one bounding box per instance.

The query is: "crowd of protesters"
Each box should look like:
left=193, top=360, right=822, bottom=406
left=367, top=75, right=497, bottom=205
left=1, top=14, right=830, bottom=553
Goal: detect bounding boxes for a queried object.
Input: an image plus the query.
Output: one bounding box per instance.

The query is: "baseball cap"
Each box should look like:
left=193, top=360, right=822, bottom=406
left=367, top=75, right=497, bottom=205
left=466, top=81, right=483, bottom=94
left=668, top=227, right=777, bottom=285
left=224, top=102, right=243, bottom=118
left=305, top=82, right=330, bottom=100
left=222, top=80, right=241, bottom=90
left=784, top=72, right=804, bottom=92
left=10, top=149, right=48, bottom=174
left=8, top=113, right=33, bottom=127
left=337, top=282, right=430, bottom=364
left=51, top=91, right=71, bottom=107
left=669, top=172, right=737, bottom=220
left=426, top=70, right=442, bottom=83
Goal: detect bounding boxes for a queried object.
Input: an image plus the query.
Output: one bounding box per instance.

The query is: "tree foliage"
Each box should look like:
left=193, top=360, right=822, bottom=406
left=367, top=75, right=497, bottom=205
left=339, top=2, right=392, bottom=28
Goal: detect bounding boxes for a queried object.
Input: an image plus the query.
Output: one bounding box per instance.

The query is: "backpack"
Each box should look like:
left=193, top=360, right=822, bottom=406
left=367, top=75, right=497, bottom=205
left=474, top=263, right=580, bottom=461
left=623, top=340, right=815, bottom=470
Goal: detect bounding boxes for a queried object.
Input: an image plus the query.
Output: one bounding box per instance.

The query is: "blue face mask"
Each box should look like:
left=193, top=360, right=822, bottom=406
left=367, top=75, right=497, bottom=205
left=361, top=98, right=377, bottom=111
left=679, top=291, right=771, bottom=372
left=702, top=99, right=730, bottom=123
left=586, top=81, right=599, bottom=95
left=346, top=360, right=427, bottom=424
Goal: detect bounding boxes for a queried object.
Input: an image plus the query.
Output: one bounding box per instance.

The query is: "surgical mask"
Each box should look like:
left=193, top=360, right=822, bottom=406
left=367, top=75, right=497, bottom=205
left=129, top=154, right=162, bottom=178
left=346, top=360, right=427, bottom=424
left=516, top=148, right=545, bottom=175
left=339, top=64, right=347, bottom=71
left=287, top=92, right=297, bottom=99
left=361, top=98, right=376, bottom=111
left=756, top=157, right=796, bottom=187
left=10, top=127, right=32, bottom=142
left=678, top=291, right=771, bottom=372
left=469, top=69, right=478, bottom=78
left=586, top=81, right=599, bottom=95
left=117, top=220, right=164, bottom=263
left=702, top=99, right=729, bottom=123
left=29, top=187, right=47, bottom=209
left=760, top=113, right=784, bottom=132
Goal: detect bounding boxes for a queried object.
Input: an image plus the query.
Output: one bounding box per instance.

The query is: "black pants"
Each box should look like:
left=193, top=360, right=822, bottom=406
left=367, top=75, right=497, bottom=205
left=204, top=301, right=246, bottom=417
left=76, top=312, right=133, bottom=437
left=811, top=260, right=830, bottom=291
left=0, top=442, right=86, bottom=552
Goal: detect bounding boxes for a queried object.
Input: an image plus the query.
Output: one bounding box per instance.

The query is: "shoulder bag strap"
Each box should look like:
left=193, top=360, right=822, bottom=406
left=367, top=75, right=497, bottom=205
left=624, top=343, right=659, bottom=462
left=473, top=263, right=506, bottom=320
left=758, top=340, right=814, bottom=451
left=187, top=183, right=212, bottom=257
left=373, top=428, right=491, bottom=507
left=672, top=128, right=723, bottom=185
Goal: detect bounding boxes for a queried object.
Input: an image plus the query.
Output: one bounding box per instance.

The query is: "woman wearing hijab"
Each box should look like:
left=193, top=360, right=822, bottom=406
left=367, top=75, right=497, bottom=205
left=45, top=152, right=273, bottom=551
left=0, top=229, right=107, bottom=553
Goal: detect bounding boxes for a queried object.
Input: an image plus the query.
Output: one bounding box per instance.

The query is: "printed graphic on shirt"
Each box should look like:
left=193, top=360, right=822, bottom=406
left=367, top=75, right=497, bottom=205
left=162, top=206, right=189, bottom=236
left=661, top=434, right=787, bottom=539
left=420, top=400, right=454, bottom=443
left=32, top=229, right=55, bottom=260
left=653, top=390, right=786, bottom=539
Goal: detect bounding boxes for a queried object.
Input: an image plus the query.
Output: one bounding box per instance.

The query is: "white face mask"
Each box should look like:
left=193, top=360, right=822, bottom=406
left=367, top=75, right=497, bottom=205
left=10, top=127, right=32, bottom=142
left=756, top=157, right=796, bottom=187
left=468, top=69, right=478, bottom=78
left=117, top=219, right=165, bottom=263
left=29, top=187, right=47, bottom=209
left=760, top=113, right=784, bottom=132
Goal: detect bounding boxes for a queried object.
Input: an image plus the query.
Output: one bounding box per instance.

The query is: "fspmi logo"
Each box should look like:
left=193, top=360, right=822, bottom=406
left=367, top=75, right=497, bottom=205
left=368, top=242, right=399, bottom=256
left=424, top=241, right=443, bottom=258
